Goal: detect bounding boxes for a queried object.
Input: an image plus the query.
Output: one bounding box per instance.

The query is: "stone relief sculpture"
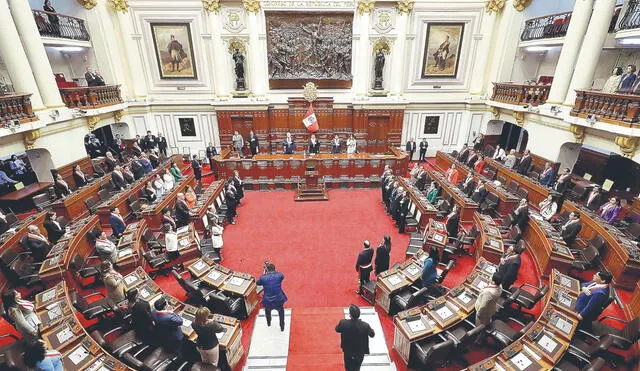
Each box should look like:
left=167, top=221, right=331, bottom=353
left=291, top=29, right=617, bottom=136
left=266, top=13, right=353, bottom=86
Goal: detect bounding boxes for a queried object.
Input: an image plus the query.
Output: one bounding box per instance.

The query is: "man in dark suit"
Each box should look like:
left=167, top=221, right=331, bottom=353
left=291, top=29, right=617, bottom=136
left=585, top=186, right=602, bottom=211
left=466, top=151, right=479, bottom=168
left=174, top=193, right=191, bottom=228
left=84, top=67, right=97, bottom=86
left=206, top=142, right=217, bottom=166
left=497, top=244, right=522, bottom=290
left=109, top=207, right=127, bottom=238
left=335, top=304, right=375, bottom=371
left=396, top=193, right=410, bottom=233
left=458, top=144, right=470, bottom=163
left=130, top=157, right=145, bottom=180
left=517, top=150, right=532, bottom=175
left=73, top=165, right=88, bottom=188
left=561, top=212, right=582, bottom=246
left=111, top=166, right=127, bottom=191
left=25, top=225, right=51, bottom=262
left=191, top=155, right=202, bottom=183
left=461, top=174, right=475, bottom=196
left=509, top=199, right=530, bottom=230
left=418, top=139, right=428, bottom=162
left=43, top=212, right=65, bottom=244
left=156, top=133, right=168, bottom=156
left=576, top=271, right=613, bottom=328
left=308, top=134, right=320, bottom=154
left=445, top=206, right=460, bottom=238
left=405, top=138, right=416, bottom=162
left=415, top=168, right=427, bottom=191
left=143, top=131, right=157, bottom=152
left=0, top=211, right=10, bottom=234
left=122, top=165, right=135, bottom=184
left=152, top=297, right=184, bottom=354
left=248, top=131, right=259, bottom=157
left=472, top=133, right=484, bottom=151
left=471, top=180, right=489, bottom=204
left=162, top=208, right=177, bottom=231
left=225, top=186, right=238, bottom=225
left=539, top=162, right=556, bottom=186
left=553, top=168, right=572, bottom=194
left=355, top=241, right=374, bottom=294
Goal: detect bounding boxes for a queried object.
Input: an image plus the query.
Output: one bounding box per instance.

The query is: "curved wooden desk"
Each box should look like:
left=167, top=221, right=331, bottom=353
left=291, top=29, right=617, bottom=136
left=51, top=176, right=111, bottom=221
left=140, top=174, right=196, bottom=230
left=484, top=157, right=551, bottom=207
left=397, top=177, right=438, bottom=230
left=189, top=180, right=226, bottom=231
left=473, top=212, right=505, bottom=265
left=522, top=212, right=574, bottom=279
left=427, top=169, right=478, bottom=222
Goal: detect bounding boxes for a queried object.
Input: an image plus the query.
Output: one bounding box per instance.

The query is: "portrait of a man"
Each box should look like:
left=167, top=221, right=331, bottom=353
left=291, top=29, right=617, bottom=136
left=422, top=23, right=465, bottom=78
left=151, top=23, right=197, bottom=79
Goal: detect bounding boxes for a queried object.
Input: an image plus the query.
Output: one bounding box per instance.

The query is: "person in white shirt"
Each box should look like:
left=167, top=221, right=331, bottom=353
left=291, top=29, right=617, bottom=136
left=346, top=135, right=357, bottom=154
left=474, top=273, right=503, bottom=344
left=538, top=195, right=558, bottom=220
left=153, top=174, right=165, bottom=198
left=93, top=230, right=118, bottom=264
left=163, top=223, right=179, bottom=260
left=162, top=169, right=174, bottom=191
left=492, top=145, right=506, bottom=161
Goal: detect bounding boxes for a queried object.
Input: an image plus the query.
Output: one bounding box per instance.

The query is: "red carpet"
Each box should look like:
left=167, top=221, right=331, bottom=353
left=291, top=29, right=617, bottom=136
left=287, top=307, right=346, bottom=370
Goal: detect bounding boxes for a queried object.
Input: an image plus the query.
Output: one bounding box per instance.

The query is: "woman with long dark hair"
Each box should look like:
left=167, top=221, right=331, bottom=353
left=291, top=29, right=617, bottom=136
left=23, top=339, right=62, bottom=371
left=2, top=290, right=41, bottom=341
left=421, top=247, right=441, bottom=296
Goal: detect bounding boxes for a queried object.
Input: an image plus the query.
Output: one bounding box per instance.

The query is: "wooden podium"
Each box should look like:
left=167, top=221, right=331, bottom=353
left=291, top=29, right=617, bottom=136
left=294, top=159, right=329, bottom=201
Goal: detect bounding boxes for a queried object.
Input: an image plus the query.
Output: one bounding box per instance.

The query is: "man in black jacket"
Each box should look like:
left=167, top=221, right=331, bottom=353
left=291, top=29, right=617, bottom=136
left=446, top=206, right=460, bottom=238
left=111, top=166, right=127, bottom=191
left=156, top=133, right=168, bottom=156
left=471, top=180, right=489, bottom=204
left=225, top=186, right=238, bottom=225
left=509, top=198, right=530, bottom=230
left=405, top=138, right=416, bottom=162
left=25, top=225, right=51, bottom=262
left=497, top=243, right=522, bottom=290
left=418, top=139, right=428, bottom=162
left=335, top=304, right=375, bottom=371
left=174, top=193, right=191, bottom=228
left=355, top=241, right=374, bottom=294
left=143, top=131, right=157, bottom=152
left=396, top=193, right=410, bottom=233
left=206, top=142, right=217, bottom=167
left=43, top=212, right=65, bottom=244
left=561, top=212, right=582, bottom=246
left=191, top=155, right=202, bottom=183
left=517, top=150, right=532, bottom=175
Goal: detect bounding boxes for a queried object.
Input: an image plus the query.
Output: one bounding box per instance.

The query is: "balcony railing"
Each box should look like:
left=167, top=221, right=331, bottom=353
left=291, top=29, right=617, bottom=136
left=491, top=83, right=551, bottom=106
left=571, top=90, right=640, bottom=126
left=32, top=10, right=90, bottom=41
left=619, top=0, right=640, bottom=31
left=0, top=94, right=37, bottom=127
left=59, top=85, right=123, bottom=110
left=521, top=11, right=571, bottom=41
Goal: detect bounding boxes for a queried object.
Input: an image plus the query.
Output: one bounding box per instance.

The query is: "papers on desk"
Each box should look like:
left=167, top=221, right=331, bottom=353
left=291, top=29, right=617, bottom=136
left=177, top=226, right=189, bottom=235
left=207, top=270, right=222, bottom=281
left=511, top=352, right=532, bottom=370
left=433, top=233, right=445, bottom=243
left=387, top=274, right=403, bottom=286
left=406, top=265, right=420, bottom=276
left=139, top=288, right=152, bottom=299
left=484, top=265, right=497, bottom=274
left=407, top=318, right=427, bottom=333
left=559, top=295, right=572, bottom=307
left=56, top=326, right=74, bottom=344
left=476, top=280, right=488, bottom=290
left=124, top=275, right=139, bottom=286
left=182, top=318, right=193, bottom=328
left=435, top=306, right=454, bottom=320
left=41, top=289, right=57, bottom=303
left=537, top=334, right=558, bottom=353
left=48, top=303, right=63, bottom=321
left=193, top=261, right=207, bottom=271
left=229, top=276, right=245, bottom=286
left=558, top=276, right=572, bottom=288
left=489, top=239, right=501, bottom=249
left=179, top=238, right=190, bottom=248
left=216, top=328, right=227, bottom=339
left=118, top=247, right=132, bottom=259
left=457, top=292, right=473, bottom=304
left=68, top=345, right=90, bottom=365
left=554, top=316, right=573, bottom=334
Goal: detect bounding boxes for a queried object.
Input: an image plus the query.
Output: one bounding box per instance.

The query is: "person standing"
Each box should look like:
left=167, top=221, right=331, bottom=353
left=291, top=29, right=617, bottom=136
left=248, top=131, right=259, bottom=157
left=445, top=206, right=460, bottom=238
left=143, top=131, right=157, bottom=152
left=418, top=139, right=428, bottom=162
left=225, top=184, right=238, bottom=225
left=257, top=262, right=288, bottom=331
left=355, top=241, right=374, bottom=294
left=2, top=289, right=41, bottom=342
left=421, top=247, right=441, bottom=296
left=192, top=306, right=225, bottom=366
left=110, top=166, right=126, bottom=190
left=232, top=131, right=244, bottom=157
left=101, top=261, right=125, bottom=305
left=206, top=142, right=218, bottom=167
left=152, top=297, right=184, bottom=354
left=474, top=273, right=503, bottom=344
left=232, top=170, right=244, bottom=204
left=516, top=150, right=532, bottom=175
left=23, top=340, right=63, bottom=371
left=43, top=211, right=66, bottom=244
left=346, top=135, right=357, bottom=154
left=576, top=271, right=613, bottom=328
left=335, top=304, right=375, bottom=371
left=156, top=132, right=168, bottom=156
left=283, top=132, right=296, bottom=154
left=53, top=174, right=71, bottom=199
left=509, top=199, right=530, bottom=231
left=538, top=195, right=558, bottom=221
left=553, top=168, right=572, bottom=194
left=405, top=138, right=416, bottom=162
left=539, top=162, right=556, bottom=187
left=26, top=225, right=51, bottom=262
left=308, top=134, right=320, bottom=154
left=561, top=212, right=582, bottom=246
left=598, top=197, right=621, bottom=225
left=174, top=193, right=190, bottom=228
left=331, top=134, right=342, bottom=154
left=473, top=133, right=484, bottom=151
left=445, top=164, right=459, bottom=184
left=585, top=186, right=602, bottom=211
left=191, top=155, right=202, bottom=183
left=497, top=244, right=522, bottom=290
left=503, top=150, right=517, bottom=169
left=109, top=207, right=127, bottom=238
left=93, top=230, right=117, bottom=264
left=374, top=236, right=391, bottom=275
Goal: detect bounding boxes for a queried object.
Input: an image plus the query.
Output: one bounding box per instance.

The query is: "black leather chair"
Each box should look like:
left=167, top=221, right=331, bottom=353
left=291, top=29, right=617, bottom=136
left=444, top=318, right=486, bottom=359
left=0, top=333, right=25, bottom=370
left=143, top=250, right=172, bottom=279
left=580, top=316, right=639, bottom=351
left=506, top=181, right=519, bottom=195
left=488, top=317, right=534, bottom=348
left=569, top=244, right=600, bottom=275
left=502, top=226, right=523, bottom=247
left=412, top=335, right=455, bottom=369
left=188, top=362, right=222, bottom=371
left=98, top=188, right=110, bottom=201
left=32, top=192, right=55, bottom=211
left=92, top=327, right=146, bottom=358
left=479, top=193, right=500, bottom=215
left=69, top=253, right=101, bottom=288
left=84, top=196, right=100, bottom=215
left=142, top=228, right=163, bottom=251
left=443, top=225, right=478, bottom=257
left=392, top=286, right=430, bottom=313
left=496, top=287, right=521, bottom=317
left=70, top=290, right=113, bottom=320
left=208, top=290, right=246, bottom=319
left=553, top=356, right=606, bottom=371
left=435, top=199, right=452, bottom=219
left=509, top=283, right=548, bottom=318
left=567, top=184, right=588, bottom=202
left=0, top=246, right=44, bottom=290
left=171, top=270, right=214, bottom=306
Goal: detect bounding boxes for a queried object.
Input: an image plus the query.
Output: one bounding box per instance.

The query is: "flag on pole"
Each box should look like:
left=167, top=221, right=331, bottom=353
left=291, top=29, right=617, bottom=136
left=302, top=105, right=319, bottom=133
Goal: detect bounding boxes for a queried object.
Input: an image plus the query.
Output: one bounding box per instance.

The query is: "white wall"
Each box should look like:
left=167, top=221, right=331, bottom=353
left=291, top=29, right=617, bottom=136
left=511, top=47, right=561, bottom=83
left=26, top=148, right=55, bottom=182
left=557, top=142, right=582, bottom=170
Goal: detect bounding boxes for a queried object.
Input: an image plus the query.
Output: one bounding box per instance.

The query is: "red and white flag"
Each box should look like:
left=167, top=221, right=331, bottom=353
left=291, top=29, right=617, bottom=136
left=302, top=106, right=319, bottom=133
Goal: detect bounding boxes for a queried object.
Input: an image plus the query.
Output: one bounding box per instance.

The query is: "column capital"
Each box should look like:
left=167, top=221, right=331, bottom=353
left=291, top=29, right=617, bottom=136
left=512, top=0, right=532, bottom=12
left=570, top=124, right=585, bottom=143
left=108, top=0, right=129, bottom=13
left=77, top=0, right=98, bottom=10
left=615, top=135, right=639, bottom=158
left=114, top=109, right=124, bottom=122
left=357, top=0, right=375, bottom=15
left=512, top=111, right=524, bottom=125
left=489, top=106, right=500, bottom=119
left=23, top=129, right=41, bottom=150
left=395, top=0, right=414, bottom=15
left=203, top=0, right=222, bottom=13
left=243, top=0, right=261, bottom=13
left=87, top=115, right=101, bottom=131
left=486, top=0, right=505, bottom=14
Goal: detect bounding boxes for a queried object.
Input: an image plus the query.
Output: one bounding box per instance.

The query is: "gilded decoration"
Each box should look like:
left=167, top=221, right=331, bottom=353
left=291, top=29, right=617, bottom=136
left=395, top=0, right=414, bottom=14
left=114, top=110, right=124, bottom=122
left=373, top=8, right=394, bottom=33
left=303, top=82, right=318, bottom=103
left=512, top=111, right=524, bottom=126
left=486, top=0, right=505, bottom=14
left=570, top=124, right=585, bottom=144
left=512, top=0, right=532, bottom=11
left=357, top=0, right=375, bottom=15
left=203, top=0, right=222, bottom=13
left=243, top=0, right=261, bottom=13
left=227, top=39, right=247, bottom=55
left=23, top=130, right=41, bottom=150
left=615, top=136, right=639, bottom=158
left=77, top=0, right=97, bottom=10
left=86, top=116, right=101, bottom=130
left=489, top=106, right=500, bottom=119
left=372, top=38, right=391, bottom=55
left=108, top=0, right=129, bottom=12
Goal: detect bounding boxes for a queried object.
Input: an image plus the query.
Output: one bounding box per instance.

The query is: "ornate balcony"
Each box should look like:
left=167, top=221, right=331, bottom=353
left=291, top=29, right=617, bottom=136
left=571, top=90, right=640, bottom=127
left=521, top=12, right=571, bottom=42
left=491, top=83, right=551, bottom=106
left=32, top=10, right=90, bottom=41
left=0, top=94, right=37, bottom=127
left=59, top=85, right=123, bottom=110
left=619, top=0, right=640, bottom=31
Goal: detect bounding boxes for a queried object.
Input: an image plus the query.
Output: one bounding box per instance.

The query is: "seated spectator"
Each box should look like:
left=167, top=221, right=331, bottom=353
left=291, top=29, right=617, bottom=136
left=23, top=340, right=62, bottom=371
left=2, top=289, right=41, bottom=342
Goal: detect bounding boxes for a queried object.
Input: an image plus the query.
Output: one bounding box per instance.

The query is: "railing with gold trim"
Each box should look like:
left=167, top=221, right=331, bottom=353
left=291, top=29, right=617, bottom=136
left=0, top=93, right=37, bottom=127
left=570, top=90, right=640, bottom=127
left=490, top=83, right=551, bottom=106
left=59, top=85, right=123, bottom=109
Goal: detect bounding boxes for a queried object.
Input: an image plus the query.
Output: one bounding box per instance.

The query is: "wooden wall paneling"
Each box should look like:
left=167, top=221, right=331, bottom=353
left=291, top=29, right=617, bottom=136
left=366, top=111, right=391, bottom=153
left=573, top=148, right=607, bottom=183
left=389, top=110, right=404, bottom=148
left=216, top=111, right=234, bottom=152
left=268, top=108, right=289, bottom=154
left=353, top=109, right=368, bottom=152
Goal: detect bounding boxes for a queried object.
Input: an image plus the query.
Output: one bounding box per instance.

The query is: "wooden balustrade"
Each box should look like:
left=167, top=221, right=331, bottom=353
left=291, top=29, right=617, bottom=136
left=59, top=85, right=123, bottom=109
left=491, top=83, right=550, bottom=106
left=0, top=93, right=37, bottom=127
left=570, top=90, right=640, bottom=127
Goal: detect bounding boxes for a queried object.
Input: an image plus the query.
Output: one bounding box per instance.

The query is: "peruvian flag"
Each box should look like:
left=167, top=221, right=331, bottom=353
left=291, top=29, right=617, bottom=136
left=302, top=106, right=319, bottom=133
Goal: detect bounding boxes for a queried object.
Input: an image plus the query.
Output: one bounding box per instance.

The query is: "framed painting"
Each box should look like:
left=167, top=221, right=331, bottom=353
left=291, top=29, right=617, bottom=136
left=178, top=118, right=197, bottom=137
left=424, top=116, right=440, bottom=134
left=421, top=23, right=464, bottom=79
left=150, top=23, right=197, bottom=79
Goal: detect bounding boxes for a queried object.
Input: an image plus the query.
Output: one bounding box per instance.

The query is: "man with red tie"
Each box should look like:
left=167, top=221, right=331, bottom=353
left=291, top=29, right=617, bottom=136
left=355, top=241, right=374, bottom=295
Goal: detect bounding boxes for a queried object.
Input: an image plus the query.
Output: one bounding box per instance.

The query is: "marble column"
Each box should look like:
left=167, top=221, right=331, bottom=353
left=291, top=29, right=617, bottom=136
left=111, top=6, right=147, bottom=99
left=564, top=0, right=616, bottom=105
left=389, top=9, right=408, bottom=96
left=8, top=0, right=64, bottom=108
left=356, top=3, right=373, bottom=96
left=546, top=0, right=594, bottom=104
left=484, top=0, right=524, bottom=94
left=469, top=11, right=496, bottom=96
left=0, top=0, right=44, bottom=109
left=206, top=10, right=231, bottom=98
left=246, top=10, right=266, bottom=96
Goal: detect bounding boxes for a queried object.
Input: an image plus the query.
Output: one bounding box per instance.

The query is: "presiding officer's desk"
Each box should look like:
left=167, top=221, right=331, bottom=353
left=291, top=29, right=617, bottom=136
left=122, top=266, right=245, bottom=369
left=434, top=151, right=520, bottom=216
left=397, top=177, right=438, bottom=230
left=560, top=201, right=640, bottom=290
left=393, top=258, right=498, bottom=364
left=522, top=211, right=574, bottom=279
left=467, top=270, right=580, bottom=371
left=140, top=173, right=196, bottom=230
left=212, top=146, right=408, bottom=188
left=427, top=169, right=478, bottom=222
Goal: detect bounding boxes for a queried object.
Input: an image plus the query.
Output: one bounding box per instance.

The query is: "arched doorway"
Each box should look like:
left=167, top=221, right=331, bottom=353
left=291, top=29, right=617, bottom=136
left=25, top=148, right=55, bottom=183
left=499, top=121, right=528, bottom=152
left=85, top=121, right=131, bottom=158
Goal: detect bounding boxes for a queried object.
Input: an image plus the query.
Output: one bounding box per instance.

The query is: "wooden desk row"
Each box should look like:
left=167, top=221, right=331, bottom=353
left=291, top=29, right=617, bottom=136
left=141, top=173, right=196, bottom=230
left=189, top=180, right=226, bottom=231
left=427, top=169, right=478, bottom=222
left=121, top=266, right=245, bottom=369
left=34, top=282, right=129, bottom=371
left=212, top=146, right=408, bottom=186
left=485, top=157, right=551, bottom=207
left=393, top=258, right=499, bottom=364
left=467, top=270, right=581, bottom=371
left=560, top=201, right=640, bottom=290
left=522, top=212, right=575, bottom=279
left=51, top=176, right=112, bottom=221
left=473, top=212, right=505, bottom=265
left=0, top=211, right=47, bottom=250
left=434, top=151, right=520, bottom=216
left=375, top=250, right=430, bottom=314
left=396, top=177, right=438, bottom=231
